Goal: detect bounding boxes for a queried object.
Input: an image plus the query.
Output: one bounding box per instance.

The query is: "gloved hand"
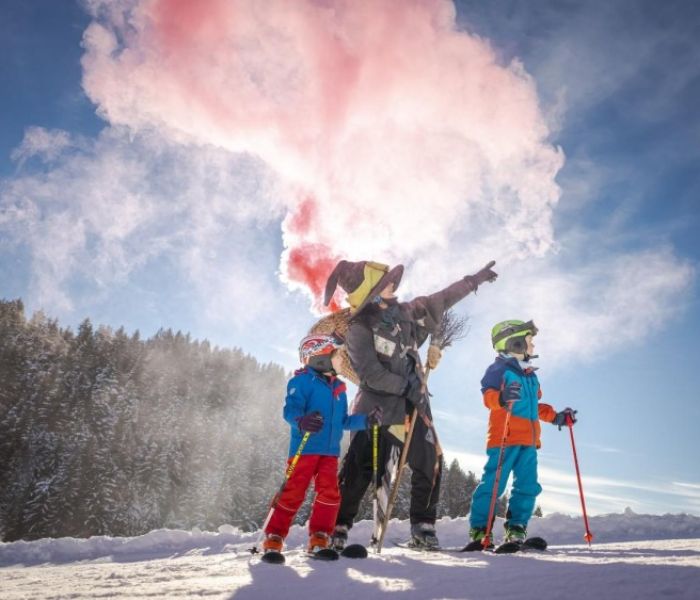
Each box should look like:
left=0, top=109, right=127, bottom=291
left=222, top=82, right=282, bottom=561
left=553, top=408, right=578, bottom=430
left=464, top=260, right=498, bottom=290
left=499, top=382, right=521, bottom=408
left=296, top=411, right=324, bottom=433
left=427, top=345, right=442, bottom=370
left=367, top=405, right=383, bottom=429
left=405, top=373, right=428, bottom=414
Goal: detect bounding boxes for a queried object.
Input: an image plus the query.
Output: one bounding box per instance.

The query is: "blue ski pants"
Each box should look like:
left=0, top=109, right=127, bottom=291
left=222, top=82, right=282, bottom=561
left=470, top=445, right=542, bottom=528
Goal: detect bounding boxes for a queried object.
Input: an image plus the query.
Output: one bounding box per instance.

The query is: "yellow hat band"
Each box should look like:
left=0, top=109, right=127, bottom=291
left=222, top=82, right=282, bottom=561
left=347, top=262, right=389, bottom=310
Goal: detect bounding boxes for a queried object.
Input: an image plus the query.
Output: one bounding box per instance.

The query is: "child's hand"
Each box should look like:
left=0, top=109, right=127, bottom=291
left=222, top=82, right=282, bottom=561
left=499, top=382, right=521, bottom=407
left=553, top=408, right=577, bottom=430
left=296, top=411, right=324, bottom=433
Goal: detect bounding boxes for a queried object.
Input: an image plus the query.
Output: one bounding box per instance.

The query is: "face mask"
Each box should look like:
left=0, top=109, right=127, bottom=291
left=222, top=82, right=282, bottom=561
left=308, top=354, right=335, bottom=375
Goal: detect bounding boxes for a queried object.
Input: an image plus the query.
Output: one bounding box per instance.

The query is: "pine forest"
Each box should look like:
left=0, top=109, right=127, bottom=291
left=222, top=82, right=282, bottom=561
left=1, top=299, right=495, bottom=542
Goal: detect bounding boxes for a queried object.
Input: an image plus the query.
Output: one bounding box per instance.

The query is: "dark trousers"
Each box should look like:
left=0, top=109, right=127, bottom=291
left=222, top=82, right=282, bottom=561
left=336, top=419, right=442, bottom=527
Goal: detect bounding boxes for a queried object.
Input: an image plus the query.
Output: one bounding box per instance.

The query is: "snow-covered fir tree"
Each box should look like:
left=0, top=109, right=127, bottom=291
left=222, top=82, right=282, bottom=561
left=0, top=299, right=493, bottom=541
left=0, top=300, right=288, bottom=541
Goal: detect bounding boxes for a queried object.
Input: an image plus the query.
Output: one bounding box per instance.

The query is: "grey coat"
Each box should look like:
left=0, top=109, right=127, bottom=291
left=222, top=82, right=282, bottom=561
left=347, top=276, right=478, bottom=425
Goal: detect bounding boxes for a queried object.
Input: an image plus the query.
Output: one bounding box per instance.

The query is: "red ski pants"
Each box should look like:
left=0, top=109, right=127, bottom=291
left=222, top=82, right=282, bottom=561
left=265, top=454, right=340, bottom=538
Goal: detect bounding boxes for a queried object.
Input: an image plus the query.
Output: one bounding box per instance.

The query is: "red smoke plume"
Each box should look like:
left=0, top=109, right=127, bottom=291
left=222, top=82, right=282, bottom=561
left=284, top=196, right=341, bottom=312
left=82, top=0, right=563, bottom=313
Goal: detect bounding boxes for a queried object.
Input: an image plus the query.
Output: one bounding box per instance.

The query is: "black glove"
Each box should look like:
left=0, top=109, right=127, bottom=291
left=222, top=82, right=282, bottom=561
left=296, top=411, right=324, bottom=433
left=367, top=405, right=383, bottom=429
left=553, top=408, right=577, bottom=430
left=405, top=373, right=427, bottom=414
left=464, top=260, right=498, bottom=290
left=499, top=382, right=521, bottom=408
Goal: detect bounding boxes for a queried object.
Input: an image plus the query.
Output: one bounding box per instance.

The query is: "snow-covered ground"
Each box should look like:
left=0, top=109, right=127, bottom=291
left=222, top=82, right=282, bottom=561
left=2, top=511, right=699, bottom=599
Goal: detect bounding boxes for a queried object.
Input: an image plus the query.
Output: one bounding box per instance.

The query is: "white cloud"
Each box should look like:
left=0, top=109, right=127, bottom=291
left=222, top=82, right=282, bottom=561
left=10, top=126, right=76, bottom=168
left=0, top=126, right=285, bottom=323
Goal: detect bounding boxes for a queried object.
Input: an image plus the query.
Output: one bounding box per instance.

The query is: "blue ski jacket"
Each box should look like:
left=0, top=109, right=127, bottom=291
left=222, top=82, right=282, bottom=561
left=284, top=368, right=367, bottom=457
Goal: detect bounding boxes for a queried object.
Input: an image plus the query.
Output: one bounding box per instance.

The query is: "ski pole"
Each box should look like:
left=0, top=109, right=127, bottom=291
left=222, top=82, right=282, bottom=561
left=250, top=431, right=311, bottom=553
left=566, top=414, right=593, bottom=547
left=371, top=423, right=379, bottom=515
left=482, top=400, right=514, bottom=549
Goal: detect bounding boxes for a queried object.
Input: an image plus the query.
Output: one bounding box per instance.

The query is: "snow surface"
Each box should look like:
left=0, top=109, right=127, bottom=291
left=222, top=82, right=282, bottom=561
left=1, top=512, right=699, bottom=599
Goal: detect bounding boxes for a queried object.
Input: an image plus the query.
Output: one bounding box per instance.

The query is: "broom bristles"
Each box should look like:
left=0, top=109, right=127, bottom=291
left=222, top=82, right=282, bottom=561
left=308, top=308, right=359, bottom=385
left=431, top=309, right=469, bottom=350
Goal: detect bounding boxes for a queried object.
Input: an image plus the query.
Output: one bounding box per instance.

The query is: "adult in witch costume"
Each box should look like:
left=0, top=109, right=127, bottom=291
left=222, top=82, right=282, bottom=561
left=324, top=259, right=498, bottom=550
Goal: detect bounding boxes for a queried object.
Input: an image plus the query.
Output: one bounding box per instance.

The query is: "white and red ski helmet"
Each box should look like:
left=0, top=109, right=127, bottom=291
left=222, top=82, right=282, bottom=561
left=298, top=334, right=343, bottom=368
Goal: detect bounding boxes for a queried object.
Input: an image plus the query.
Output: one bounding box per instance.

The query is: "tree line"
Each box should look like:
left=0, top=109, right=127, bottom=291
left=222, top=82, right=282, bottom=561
left=0, top=298, right=515, bottom=542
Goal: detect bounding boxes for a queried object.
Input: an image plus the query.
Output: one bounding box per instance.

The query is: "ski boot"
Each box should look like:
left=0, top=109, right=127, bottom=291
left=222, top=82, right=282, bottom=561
left=410, top=522, right=440, bottom=550
left=307, top=531, right=339, bottom=561
left=493, top=523, right=530, bottom=554
left=503, top=523, right=527, bottom=545
left=461, top=526, right=494, bottom=551
left=261, top=533, right=285, bottom=564
left=331, top=524, right=348, bottom=552
left=331, top=525, right=368, bottom=558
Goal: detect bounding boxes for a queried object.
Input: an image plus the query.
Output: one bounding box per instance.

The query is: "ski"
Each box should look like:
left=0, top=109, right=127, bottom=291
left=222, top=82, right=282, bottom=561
left=441, top=537, right=547, bottom=554
left=391, top=539, right=441, bottom=552
left=257, top=543, right=367, bottom=564
left=494, top=536, right=548, bottom=554
left=453, top=539, right=494, bottom=552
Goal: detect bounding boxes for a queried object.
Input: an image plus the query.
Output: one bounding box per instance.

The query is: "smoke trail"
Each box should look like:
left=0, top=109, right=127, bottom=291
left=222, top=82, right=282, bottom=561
left=82, top=0, right=563, bottom=310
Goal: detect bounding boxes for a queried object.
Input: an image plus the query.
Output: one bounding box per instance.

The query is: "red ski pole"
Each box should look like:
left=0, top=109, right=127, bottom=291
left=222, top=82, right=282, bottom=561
left=482, top=401, right=514, bottom=549
left=566, top=414, right=593, bottom=547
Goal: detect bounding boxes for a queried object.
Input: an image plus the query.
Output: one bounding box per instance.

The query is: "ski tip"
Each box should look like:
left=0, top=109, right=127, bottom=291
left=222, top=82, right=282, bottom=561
left=309, top=548, right=340, bottom=561
left=524, top=537, right=548, bottom=551
left=494, top=542, right=521, bottom=554
left=341, top=544, right=368, bottom=559
left=260, top=552, right=286, bottom=564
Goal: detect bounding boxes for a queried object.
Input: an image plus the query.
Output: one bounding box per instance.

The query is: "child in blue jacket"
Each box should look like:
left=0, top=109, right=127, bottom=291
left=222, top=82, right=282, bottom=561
left=262, top=334, right=381, bottom=559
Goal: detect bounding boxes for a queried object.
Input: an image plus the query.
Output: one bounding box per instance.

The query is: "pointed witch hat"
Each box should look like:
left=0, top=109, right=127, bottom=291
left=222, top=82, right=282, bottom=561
left=324, top=260, right=404, bottom=314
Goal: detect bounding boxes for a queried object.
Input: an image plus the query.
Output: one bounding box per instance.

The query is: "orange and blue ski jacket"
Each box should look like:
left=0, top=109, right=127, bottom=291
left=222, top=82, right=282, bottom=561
left=480, top=355, right=556, bottom=449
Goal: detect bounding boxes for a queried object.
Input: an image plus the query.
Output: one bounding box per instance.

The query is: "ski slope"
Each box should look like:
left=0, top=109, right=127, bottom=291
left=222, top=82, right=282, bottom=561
left=2, top=511, right=699, bottom=599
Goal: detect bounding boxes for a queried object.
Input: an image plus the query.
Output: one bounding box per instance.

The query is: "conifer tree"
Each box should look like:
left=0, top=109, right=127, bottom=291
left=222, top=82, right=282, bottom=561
left=0, top=298, right=290, bottom=541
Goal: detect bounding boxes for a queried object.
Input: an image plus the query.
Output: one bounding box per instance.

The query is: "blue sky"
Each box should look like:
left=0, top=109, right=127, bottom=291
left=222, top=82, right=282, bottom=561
left=1, top=0, right=699, bottom=518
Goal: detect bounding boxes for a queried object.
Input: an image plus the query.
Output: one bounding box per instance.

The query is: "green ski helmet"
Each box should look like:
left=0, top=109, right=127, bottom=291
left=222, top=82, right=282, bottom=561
left=491, top=320, right=539, bottom=354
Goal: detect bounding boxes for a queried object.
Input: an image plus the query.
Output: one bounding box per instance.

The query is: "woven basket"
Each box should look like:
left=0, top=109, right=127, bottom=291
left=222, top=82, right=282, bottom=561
left=308, top=308, right=359, bottom=385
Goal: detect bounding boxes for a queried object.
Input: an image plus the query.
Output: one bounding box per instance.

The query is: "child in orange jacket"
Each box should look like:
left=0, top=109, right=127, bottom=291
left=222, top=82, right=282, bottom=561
left=468, top=320, right=577, bottom=548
